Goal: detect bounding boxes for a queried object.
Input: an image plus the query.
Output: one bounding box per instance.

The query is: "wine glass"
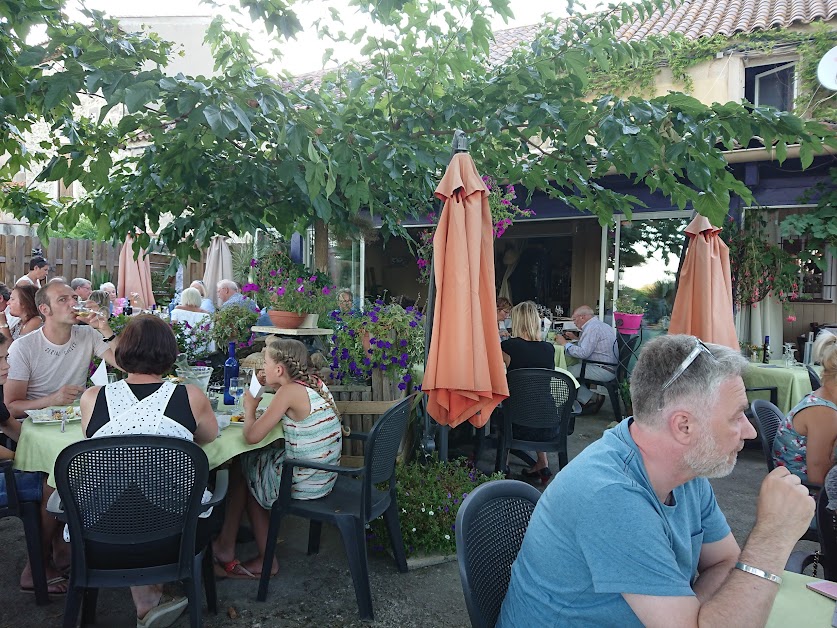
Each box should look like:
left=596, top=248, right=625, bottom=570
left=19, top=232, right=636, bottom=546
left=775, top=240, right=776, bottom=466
left=229, top=377, right=245, bottom=411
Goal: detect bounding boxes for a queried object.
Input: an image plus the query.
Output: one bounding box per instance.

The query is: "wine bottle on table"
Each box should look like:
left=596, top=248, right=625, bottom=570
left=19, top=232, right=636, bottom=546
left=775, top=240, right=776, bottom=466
left=762, top=335, right=770, bottom=364
left=223, top=341, right=239, bottom=405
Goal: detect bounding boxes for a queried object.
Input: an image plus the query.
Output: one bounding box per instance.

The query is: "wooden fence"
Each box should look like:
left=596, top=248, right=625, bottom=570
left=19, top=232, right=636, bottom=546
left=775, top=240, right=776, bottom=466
left=331, top=371, right=406, bottom=457
left=0, top=235, right=205, bottom=290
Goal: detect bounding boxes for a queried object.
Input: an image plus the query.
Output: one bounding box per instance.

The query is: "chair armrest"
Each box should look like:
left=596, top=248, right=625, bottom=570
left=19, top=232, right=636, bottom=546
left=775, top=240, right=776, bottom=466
left=283, top=458, right=365, bottom=476
left=202, top=469, right=229, bottom=511
left=46, top=491, right=66, bottom=521
left=345, top=431, right=368, bottom=442
left=744, top=386, right=778, bottom=406
left=785, top=550, right=816, bottom=573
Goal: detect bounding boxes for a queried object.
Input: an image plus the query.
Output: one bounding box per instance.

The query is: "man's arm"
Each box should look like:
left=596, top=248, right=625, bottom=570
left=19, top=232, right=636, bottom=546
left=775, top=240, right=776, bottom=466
left=564, top=325, right=597, bottom=359
left=623, top=468, right=814, bottom=628
left=5, top=379, right=84, bottom=416
left=692, top=533, right=740, bottom=602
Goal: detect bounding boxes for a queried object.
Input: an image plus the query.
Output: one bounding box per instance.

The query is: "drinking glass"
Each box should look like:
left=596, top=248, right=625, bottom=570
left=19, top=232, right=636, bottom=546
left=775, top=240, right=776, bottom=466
left=230, top=377, right=245, bottom=411
left=107, top=373, right=119, bottom=384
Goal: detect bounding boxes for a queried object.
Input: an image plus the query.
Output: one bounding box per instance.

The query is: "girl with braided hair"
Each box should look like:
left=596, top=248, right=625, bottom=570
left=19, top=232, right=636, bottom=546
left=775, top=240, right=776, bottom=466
left=212, top=338, right=342, bottom=579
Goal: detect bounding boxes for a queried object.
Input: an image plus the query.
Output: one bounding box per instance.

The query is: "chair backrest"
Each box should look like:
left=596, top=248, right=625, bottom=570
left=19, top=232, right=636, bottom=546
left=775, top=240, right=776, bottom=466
left=818, top=488, right=837, bottom=581
left=750, top=399, right=783, bottom=472
left=505, top=368, right=577, bottom=431
left=0, top=460, right=22, bottom=516
left=808, top=365, right=823, bottom=391
left=54, top=435, right=209, bottom=578
left=616, top=333, right=640, bottom=382
left=363, top=394, right=415, bottom=485
left=455, top=479, right=541, bottom=628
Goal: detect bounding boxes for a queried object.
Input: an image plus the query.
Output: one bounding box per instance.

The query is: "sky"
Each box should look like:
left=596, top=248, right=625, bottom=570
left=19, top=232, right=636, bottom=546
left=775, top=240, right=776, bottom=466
left=82, top=0, right=557, bottom=74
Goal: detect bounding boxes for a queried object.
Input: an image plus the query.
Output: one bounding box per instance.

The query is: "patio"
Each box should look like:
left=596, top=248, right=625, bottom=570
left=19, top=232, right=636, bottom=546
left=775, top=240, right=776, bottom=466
left=0, top=407, right=817, bottom=628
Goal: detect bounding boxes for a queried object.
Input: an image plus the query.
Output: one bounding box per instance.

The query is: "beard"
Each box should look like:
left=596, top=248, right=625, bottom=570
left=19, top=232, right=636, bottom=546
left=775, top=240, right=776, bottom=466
left=684, top=428, right=739, bottom=479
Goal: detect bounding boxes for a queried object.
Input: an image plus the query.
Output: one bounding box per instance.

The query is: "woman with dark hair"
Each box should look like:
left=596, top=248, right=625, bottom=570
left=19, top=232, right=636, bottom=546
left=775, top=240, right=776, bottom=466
left=0, top=284, right=42, bottom=340
left=79, top=314, right=218, bottom=626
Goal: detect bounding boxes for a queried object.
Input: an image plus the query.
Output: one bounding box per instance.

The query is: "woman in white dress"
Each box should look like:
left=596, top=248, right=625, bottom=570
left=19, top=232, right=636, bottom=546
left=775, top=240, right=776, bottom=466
left=171, top=287, right=215, bottom=354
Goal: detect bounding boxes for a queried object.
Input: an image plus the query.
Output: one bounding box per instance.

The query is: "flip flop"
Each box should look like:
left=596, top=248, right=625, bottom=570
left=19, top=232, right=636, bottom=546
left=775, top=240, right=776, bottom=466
left=212, top=557, right=257, bottom=580
left=20, top=575, right=68, bottom=595
left=136, top=594, right=187, bottom=628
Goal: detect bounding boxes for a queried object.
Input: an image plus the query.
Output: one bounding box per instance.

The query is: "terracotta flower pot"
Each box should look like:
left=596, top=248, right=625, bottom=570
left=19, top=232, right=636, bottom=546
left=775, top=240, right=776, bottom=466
left=267, top=309, right=306, bottom=329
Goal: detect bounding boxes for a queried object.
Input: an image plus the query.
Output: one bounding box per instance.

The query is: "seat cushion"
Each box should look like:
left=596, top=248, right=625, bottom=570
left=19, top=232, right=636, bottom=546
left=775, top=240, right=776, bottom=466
left=0, top=470, right=43, bottom=507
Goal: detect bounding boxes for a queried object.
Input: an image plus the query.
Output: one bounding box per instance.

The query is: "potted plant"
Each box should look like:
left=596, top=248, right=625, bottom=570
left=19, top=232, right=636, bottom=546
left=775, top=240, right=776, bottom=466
left=244, top=252, right=336, bottom=328
left=210, top=304, right=258, bottom=349
left=613, top=296, right=644, bottom=335
left=327, top=300, right=424, bottom=390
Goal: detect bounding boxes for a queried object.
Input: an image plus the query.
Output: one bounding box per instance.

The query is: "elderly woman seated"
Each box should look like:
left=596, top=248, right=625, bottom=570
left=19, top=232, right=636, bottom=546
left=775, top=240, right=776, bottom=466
left=79, top=315, right=218, bottom=627
left=774, top=330, right=837, bottom=485
left=171, top=287, right=215, bottom=354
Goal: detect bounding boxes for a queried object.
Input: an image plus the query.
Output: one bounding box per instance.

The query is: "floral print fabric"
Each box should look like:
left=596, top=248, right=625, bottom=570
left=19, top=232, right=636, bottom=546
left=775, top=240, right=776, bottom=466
left=772, top=392, right=837, bottom=481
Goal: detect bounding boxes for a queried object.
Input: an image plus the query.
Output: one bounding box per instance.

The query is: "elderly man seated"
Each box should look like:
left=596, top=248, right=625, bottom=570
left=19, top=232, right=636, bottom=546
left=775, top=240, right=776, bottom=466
left=499, top=334, right=814, bottom=627
left=216, top=279, right=259, bottom=314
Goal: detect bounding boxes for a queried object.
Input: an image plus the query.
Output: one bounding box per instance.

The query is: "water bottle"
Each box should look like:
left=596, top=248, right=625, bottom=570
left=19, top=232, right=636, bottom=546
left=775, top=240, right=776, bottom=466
left=223, top=341, right=239, bottom=405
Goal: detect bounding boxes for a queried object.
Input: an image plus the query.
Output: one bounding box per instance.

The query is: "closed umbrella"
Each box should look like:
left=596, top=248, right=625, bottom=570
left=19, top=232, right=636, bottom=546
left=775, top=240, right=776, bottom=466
left=202, top=235, right=233, bottom=307
left=423, top=152, right=509, bottom=428
left=117, top=233, right=155, bottom=308
left=669, top=214, right=738, bottom=349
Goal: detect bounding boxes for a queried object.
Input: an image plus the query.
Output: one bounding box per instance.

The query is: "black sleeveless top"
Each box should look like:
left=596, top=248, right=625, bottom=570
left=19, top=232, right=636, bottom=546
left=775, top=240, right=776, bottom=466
left=86, top=383, right=197, bottom=438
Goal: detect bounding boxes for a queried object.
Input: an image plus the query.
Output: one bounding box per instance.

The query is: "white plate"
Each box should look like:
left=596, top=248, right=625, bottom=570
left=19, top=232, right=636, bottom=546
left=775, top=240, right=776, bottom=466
left=29, top=406, right=82, bottom=423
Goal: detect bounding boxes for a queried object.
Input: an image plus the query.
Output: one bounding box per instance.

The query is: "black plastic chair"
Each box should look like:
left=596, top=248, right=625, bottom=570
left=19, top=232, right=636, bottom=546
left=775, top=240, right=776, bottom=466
left=787, top=488, right=837, bottom=580
left=257, top=394, right=415, bottom=620
left=750, top=399, right=818, bottom=542
left=808, top=365, right=823, bottom=391
left=495, top=369, right=577, bottom=474
left=578, top=333, right=638, bottom=420
left=48, top=435, right=228, bottom=628
left=455, top=479, right=541, bottom=628
left=0, top=461, right=49, bottom=605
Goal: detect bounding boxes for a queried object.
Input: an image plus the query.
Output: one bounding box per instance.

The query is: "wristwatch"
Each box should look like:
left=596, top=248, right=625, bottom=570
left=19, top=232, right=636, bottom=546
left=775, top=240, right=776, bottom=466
left=102, top=333, right=117, bottom=343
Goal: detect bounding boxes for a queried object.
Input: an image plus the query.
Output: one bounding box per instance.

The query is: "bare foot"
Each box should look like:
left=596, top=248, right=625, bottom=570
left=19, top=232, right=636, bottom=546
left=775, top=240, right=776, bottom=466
left=20, top=561, right=65, bottom=590
left=241, top=556, right=278, bottom=577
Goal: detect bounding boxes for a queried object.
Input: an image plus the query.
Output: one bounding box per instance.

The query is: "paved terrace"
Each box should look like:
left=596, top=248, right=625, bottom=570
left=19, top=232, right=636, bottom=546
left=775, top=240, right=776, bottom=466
left=0, top=406, right=817, bottom=627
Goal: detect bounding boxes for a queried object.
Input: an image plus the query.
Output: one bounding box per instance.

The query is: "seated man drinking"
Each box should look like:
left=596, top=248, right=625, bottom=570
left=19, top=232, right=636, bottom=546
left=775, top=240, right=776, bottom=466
left=499, top=334, right=814, bottom=627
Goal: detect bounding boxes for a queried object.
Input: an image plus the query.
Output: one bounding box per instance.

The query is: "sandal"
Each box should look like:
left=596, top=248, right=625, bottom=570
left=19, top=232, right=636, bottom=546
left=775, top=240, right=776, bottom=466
left=136, top=594, right=187, bottom=628
left=213, top=556, right=257, bottom=580
left=20, top=575, right=68, bottom=595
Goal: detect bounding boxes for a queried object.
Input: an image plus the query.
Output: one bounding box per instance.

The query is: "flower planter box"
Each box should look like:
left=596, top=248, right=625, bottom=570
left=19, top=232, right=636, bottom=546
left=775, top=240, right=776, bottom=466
left=267, top=309, right=306, bottom=328
left=613, top=312, right=643, bottom=335
left=406, top=552, right=457, bottom=570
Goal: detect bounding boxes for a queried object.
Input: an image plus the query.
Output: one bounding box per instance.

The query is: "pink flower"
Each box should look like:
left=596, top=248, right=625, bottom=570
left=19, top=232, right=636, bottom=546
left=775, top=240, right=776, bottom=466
left=786, top=315, right=797, bottom=322
left=309, top=275, right=318, bottom=282
left=322, top=286, right=331, bottom=295
left=242, top=283, right=259, bottom=293
left=296, top=285, right=304, bottom=293
left=269, top=270, right=278, bottom=277
left=501, top=199, right=511, bottom=206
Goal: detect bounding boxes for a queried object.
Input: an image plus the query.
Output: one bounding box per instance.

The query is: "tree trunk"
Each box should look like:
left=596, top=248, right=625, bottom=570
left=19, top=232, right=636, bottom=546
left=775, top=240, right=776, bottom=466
left=314, top=219, right=328, bottom=272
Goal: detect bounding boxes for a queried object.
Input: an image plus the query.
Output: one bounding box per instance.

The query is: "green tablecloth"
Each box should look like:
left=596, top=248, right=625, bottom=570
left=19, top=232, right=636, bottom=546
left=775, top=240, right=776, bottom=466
left=14, top=415, right=284, bottom=487
left=767, top=571, right=834, bottom=627
left=743, top=361, right=814, bottom=415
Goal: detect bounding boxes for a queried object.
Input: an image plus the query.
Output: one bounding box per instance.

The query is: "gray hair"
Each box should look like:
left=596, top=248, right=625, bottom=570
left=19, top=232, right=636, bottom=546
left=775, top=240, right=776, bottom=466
left=88, top=290, right=110, bottom=311
left=99, top=282, right=115, bottom=292
left=70, top=278, right=91, bottom=290
left=180, top=287, right=203, bottom=307
left=631, top=334, right=748, bottom=427
left=815, top=330, right=837, bottom=383
left=217, top=279, right=239, bottom=292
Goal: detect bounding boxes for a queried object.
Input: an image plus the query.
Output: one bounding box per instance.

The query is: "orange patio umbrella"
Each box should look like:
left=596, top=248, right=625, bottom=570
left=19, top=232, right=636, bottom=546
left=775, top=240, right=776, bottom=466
left=668, top=214, right=738, bottom=349
left=423, top=151, right=509, bottom=428
left=117, top=233, right=155, bottom=309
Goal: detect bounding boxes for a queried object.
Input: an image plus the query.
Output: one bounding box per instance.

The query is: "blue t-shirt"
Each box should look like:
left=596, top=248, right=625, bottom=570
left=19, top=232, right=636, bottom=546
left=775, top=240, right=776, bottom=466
left=498, top=419, right=730, bottom=627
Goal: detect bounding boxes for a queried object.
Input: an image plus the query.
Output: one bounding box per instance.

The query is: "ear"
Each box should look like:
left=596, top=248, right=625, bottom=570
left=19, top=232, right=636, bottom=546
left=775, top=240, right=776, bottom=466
left=668, top=409, right=697, bottom=447
left=38, top=303, right=50, bottom=318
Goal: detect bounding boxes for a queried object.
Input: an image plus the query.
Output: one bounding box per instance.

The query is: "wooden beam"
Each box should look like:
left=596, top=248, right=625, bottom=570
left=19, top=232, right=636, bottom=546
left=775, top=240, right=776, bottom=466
left=336, top=400, right=398, bottom=416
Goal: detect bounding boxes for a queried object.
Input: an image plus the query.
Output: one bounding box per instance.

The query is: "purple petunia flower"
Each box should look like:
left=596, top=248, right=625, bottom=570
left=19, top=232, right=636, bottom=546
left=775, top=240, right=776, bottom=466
left=277, top=286, right=286, bottom=296
left=322, top=286, right=331, bottom=295
left=250, top=259, right=258, bottom=267
left=296, top=277, right=304, bottom=284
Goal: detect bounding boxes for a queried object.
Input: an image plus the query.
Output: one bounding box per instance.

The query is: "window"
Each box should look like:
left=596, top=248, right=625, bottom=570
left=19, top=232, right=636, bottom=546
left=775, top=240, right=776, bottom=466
left=745, top=62, right=796, bottom=112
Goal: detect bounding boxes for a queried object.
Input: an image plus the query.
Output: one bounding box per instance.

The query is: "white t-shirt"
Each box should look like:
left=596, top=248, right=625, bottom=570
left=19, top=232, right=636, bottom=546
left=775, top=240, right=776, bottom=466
left=8, top=326, right=111, bottom=400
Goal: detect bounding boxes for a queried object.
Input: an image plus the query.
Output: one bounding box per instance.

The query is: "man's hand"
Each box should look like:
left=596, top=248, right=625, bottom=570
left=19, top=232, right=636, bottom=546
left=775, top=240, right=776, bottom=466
left=50, top=385, right=85, bottom=407
left=753, top=467, right=814, bottom=546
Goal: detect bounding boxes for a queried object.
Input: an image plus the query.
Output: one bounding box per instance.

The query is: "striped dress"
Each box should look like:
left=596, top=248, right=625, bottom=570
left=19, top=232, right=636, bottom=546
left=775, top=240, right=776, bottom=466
left=243, top=381, right=342, bottom=508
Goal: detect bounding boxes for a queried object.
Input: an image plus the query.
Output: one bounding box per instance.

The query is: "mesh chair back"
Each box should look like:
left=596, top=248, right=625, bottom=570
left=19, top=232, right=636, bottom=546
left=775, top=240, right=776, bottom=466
left=455, top=480, right=541, bottom=628
left=750, top=399, right=783, bottom=473
left=808, top=365, right=823, bottom=391
left=505, top=369, right=576, bottom=430
left=817, top=488, right=837, bottom=580
left=365, top=395, right=414, bottom=485
left=55, top=435, right=208, bottom=546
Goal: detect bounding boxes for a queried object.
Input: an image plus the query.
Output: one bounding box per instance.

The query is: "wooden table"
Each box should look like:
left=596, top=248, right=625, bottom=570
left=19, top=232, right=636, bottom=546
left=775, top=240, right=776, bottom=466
left=14, top=415, right=284, bottom=487
left=766, top=571, right=835, bottom=627
left=743, top=361, right=815, bottom=414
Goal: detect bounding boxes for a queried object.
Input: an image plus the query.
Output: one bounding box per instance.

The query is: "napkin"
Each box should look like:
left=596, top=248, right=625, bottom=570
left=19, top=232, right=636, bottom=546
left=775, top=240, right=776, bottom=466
left=91, top=361, right=109, bottom=386
left=249, top=371, right=265, bottom=398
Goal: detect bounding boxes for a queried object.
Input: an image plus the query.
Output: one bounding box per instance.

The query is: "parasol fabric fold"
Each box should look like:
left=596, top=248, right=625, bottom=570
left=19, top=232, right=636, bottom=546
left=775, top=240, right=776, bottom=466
left=423, top=153, right=509, bottom=428
left=202, top=235, right=234, bottom=307
left=668, top=214, right=738, bottom=349
left=117, top=234, right=155, bottom=308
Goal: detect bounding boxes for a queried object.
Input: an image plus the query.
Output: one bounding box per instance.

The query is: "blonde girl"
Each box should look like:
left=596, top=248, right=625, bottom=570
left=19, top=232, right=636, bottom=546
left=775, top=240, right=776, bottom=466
left=212, top=338, right=342, bottom=579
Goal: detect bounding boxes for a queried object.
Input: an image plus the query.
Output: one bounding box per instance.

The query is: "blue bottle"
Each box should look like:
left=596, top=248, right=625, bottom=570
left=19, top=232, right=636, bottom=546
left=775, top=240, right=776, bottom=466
left=223, top=341, right=239, bottom=405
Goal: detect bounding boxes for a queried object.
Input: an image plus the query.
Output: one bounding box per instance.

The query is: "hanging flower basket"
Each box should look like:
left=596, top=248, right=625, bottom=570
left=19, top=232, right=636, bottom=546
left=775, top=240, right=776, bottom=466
left=614, top=312, right=643, bottom=335
left=267, top=309, right=306, bottom=329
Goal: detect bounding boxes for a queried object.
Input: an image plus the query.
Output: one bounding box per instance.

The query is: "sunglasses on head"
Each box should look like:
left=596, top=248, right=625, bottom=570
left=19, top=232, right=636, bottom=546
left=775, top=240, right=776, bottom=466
left=661, top=337, right=718, bottom=392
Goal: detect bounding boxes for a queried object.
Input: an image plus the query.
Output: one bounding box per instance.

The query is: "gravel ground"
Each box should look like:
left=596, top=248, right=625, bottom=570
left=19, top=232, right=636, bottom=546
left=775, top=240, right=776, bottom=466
left=0, top=409, right=816, bottom=627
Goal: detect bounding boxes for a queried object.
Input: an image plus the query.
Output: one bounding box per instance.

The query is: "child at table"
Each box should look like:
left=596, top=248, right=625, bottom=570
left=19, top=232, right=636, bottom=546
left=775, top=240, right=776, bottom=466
left=212, top=338, right=343, bottom=579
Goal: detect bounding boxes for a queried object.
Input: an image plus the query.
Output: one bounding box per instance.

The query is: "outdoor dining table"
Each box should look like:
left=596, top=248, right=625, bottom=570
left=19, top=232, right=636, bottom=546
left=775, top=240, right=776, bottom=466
left=742, top=360, right=816, bottom=415
left=766, top=570, right=835, bottom=626
left=13, top=403, right=283, bottom=488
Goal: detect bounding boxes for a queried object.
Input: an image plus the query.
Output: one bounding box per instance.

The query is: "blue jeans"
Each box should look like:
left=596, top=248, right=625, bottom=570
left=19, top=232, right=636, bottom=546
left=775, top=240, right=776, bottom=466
left=0, top=470, right=43, bottom=507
